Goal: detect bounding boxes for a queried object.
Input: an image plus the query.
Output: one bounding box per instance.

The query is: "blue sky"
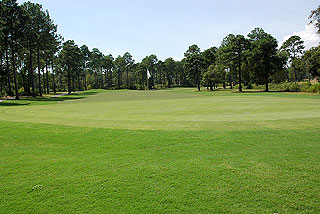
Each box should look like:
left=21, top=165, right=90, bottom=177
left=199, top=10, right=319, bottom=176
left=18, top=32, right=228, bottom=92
left=18, top=0, right=320, bottom=62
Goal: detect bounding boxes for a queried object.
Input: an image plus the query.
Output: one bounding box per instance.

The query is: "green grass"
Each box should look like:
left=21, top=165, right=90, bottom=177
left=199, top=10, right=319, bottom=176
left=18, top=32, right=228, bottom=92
left=1, top=88, right=320, bottom=213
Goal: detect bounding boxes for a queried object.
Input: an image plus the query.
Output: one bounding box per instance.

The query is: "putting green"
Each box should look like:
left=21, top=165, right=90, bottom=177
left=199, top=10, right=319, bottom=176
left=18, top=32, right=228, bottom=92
left=1, top=88, right=319, bottom=130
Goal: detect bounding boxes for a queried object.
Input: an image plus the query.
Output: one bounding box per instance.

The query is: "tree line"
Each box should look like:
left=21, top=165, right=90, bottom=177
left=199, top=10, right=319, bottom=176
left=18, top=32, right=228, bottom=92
left=1, top=1, right=319, bottom=99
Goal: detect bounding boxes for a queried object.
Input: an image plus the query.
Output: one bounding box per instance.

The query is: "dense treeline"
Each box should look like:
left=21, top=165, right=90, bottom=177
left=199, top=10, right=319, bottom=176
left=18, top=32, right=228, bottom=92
left=1, top=1, right=320, bottom=99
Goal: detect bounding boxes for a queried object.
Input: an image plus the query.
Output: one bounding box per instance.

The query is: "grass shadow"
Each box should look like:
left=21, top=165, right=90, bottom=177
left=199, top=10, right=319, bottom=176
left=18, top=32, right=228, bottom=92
left=232, top=90, right=284, bottom=93
left=0, top=102, right=30, bottom=106
left=0, top=91, right=99, bottom=106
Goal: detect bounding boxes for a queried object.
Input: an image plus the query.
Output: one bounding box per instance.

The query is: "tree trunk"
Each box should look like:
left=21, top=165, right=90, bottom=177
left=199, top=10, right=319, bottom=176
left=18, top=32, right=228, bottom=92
left=51, top=59, right=57, bottom=93
left=30, top=49, right=35, bottom=97
left=52, top=61, right=56, bottom=94
left=265, top=77, right=269, bottom=92
left=238, top=55, right=242, bottom=92
left=293, top=66, right=297, bottom=83
left=11, top=41, right=19, bottom=99
left=78, top=76, right=81, bottom=90
left=196, top=67, right=200, bottom=91
left=126, top=67, right=129, bottom=88
left=100, top=69, right=103, bottom=89
left=0, top=55, right=3, bottom=96
left=159, top=70, right=162, bottom=89
left=95, top=71, right=97, bottom=89
left=84, top=65, right=87, bottom=90
left=118, top=70, right=121, bottom=89
left=5, top=48, right=12, bottom=96
left=109, top=70, right=112, bottom=89
left=67, top=64, right=71, bottom=94
left=37, top=47, right=42, bottom=96
left=46, top=61, right=49, bottom=94
left=43, top=69, right=46, bottom=94
left=72, top=76, right=75, bottom=92
left=104, top=71, right=107, bottom=89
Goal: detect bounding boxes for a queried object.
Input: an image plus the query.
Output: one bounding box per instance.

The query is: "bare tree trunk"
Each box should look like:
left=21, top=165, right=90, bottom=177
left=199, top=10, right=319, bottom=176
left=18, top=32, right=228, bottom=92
left=95, top=71, right=98, bottom=89
left=5, top=48, right=12, bottom=96
left=52, top=61, right=56, bottom=94
left=77, top=76, right=81, bottom=90
left=43, top=69, right=46, bottom=94
left=126, top=67, right=129, bottom=88
left=46, top=61, right=49, bottom=94
left=118, top=70, right=121, bottom=89
left=238, top=55, right=242, bottom=92
left=83, top=65, right=87, bottom=90
left=109, top=70, right=112, bottom=89
left=37, top=47, right=42, bottom=96
left=67, top=64, right=71, bottom=94
left=72, top=76, right=75, bottom=92
left=0, top=55, right=3, bottom=96
left=11, top=41, right=19, bottom=99
left=196, top=67, right=200, bottom=91
left=30, top=49, right=35, bottom=97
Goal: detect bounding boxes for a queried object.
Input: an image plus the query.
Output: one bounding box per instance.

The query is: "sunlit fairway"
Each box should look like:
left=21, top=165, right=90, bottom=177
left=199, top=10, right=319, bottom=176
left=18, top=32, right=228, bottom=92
left=1, top=88, right=320, bottom=213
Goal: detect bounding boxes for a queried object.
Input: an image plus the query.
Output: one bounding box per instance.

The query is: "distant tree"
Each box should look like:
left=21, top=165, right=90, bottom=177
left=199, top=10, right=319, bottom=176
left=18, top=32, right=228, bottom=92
left=202, top=46, right=217, bottom=70
left=203, top=65, right=225, bottom=91
left=163, top=57, right=175, bottom=88
left=219, top=34, right=250, bottom=92
left=123, top=52, right=134, bottom=89
left=248, top=28, right=285, bottom=91
left=102, top=54, right=114, bottom=89
left=114, top=55, right=125, bottom=89
left=35, top=5, right=54, bottom=96
left=184, top=44, right=203, bottom=91
left=155, top=60, right=164, bottom=88
left=303, top=45, right=320, bottom=78
left=80, top=45, right=90, bottom=90
left=1, top=0, right=24, bottom=99
left=309, top=5, right=320, bottom=34
left=141, top=54, right=158, bottom=89
left=59, top=40, right=81, bottom=94
left=90, top=48, right=103, bottom=89
left=135, top=62, right=147, bottom=89
left=21, top=2, right=38, bottom=97
left=280, top=35, right=305, bottom=82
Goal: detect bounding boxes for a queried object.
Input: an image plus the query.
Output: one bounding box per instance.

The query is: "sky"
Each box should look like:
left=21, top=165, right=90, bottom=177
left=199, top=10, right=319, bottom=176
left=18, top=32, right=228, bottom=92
left=17, top=0, right=320, bottom=62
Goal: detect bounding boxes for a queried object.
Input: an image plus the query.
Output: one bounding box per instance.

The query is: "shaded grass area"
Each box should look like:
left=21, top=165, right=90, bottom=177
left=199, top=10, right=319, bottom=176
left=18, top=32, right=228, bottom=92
left=1, top=121, right=319, bottom=213
left=0, top=91, right=98, bottom=106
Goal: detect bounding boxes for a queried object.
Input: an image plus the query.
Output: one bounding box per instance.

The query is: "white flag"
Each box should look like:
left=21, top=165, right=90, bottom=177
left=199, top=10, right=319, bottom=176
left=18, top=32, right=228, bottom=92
left=147, top=70, right=151, bottom=78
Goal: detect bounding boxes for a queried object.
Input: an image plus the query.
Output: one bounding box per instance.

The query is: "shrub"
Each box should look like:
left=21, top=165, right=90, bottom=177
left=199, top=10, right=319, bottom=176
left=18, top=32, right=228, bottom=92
left=18, top=87, right=25, bottom=95
left=264, top=82, right=320, bottom=93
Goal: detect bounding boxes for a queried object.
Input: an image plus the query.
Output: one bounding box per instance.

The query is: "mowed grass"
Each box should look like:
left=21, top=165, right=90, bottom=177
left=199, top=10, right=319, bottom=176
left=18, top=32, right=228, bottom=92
left=1, top=88, right=320, bottom=213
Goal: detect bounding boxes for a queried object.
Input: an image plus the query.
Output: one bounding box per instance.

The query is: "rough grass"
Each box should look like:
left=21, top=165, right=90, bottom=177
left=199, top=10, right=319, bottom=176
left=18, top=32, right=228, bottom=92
left=1, top=88, right=320, bottom=213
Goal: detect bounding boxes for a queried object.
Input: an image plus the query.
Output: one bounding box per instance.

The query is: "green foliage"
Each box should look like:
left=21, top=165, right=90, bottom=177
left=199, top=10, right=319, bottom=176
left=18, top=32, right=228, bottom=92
left=248, top=28, right=285, bottom=91
left=303, top=46, right=320, bottom=77
left=309, top=5, right=320, bottom=34
left=218, top=34, right=250, bottom=92
left=203, top=65, right=226, bottom=90
left=202, top=46, right=217, bottom=69
left=184, top=44, right=203, bottom=91
left=251, top=82, right=320, bottom=93
left=59, top=40, right=82, bottom=94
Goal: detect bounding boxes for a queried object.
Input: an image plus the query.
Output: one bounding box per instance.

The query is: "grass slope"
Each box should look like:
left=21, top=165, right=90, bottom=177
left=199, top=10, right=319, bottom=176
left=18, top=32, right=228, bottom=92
left=1, top=88, right=320, bottom=213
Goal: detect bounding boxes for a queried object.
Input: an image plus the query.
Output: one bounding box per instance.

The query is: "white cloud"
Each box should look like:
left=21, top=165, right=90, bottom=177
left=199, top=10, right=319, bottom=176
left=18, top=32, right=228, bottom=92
left=279, top=24, right=320, bottom=50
